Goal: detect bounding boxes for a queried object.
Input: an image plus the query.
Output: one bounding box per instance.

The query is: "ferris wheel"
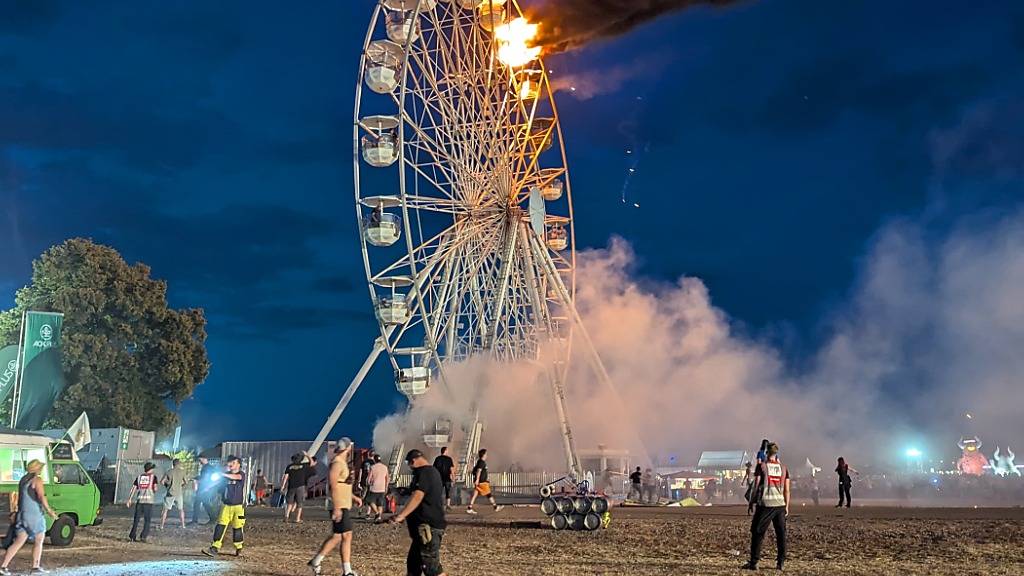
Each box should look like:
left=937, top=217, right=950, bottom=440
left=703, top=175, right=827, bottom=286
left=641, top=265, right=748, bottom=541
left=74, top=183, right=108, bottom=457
left=310, top=0, right=615, bottom=479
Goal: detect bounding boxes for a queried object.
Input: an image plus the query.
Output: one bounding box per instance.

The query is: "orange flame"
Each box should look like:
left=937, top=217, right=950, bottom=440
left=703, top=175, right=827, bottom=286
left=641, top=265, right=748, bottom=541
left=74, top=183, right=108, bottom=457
left=495, top=18, right=541, bottom=68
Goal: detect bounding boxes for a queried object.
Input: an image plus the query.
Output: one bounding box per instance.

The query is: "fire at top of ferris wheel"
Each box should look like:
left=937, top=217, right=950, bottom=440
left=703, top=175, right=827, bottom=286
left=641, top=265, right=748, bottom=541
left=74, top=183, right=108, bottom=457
left=310, top=0, right=626, bottom=485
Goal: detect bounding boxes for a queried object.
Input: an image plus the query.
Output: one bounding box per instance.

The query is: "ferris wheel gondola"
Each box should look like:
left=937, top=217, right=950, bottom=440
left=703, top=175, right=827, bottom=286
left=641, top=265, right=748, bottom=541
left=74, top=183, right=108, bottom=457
left=309, top=1, right=624, bottom=491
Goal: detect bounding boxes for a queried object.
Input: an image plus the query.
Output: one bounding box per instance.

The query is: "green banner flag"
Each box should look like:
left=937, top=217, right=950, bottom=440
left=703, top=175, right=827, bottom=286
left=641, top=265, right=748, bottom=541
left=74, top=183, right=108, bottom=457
left=15, top=312, right=66, bottom=430
left=0, top=345, right=18, bottom=405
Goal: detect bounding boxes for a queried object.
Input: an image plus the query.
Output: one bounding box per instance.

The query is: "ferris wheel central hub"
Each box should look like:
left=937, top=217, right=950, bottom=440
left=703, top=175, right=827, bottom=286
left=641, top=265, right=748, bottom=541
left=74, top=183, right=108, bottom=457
left=334, top=0, right=612, bottom=507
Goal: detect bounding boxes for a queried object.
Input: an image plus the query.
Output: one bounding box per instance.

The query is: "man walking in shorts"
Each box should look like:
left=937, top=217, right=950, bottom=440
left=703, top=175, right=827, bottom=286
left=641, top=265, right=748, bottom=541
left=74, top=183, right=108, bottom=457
left=202, top=456, right=247, bottom=557
left=160, top=458, right=188, bottom=529
left=254, top=469, right=269, bottom=506
left=432, top=447, right=455, bottom=510
left=390, top=449, right=447, bottom=576
left=365, top=454, right=389, bottom=522
left=308, top=438, right=362, bottom=576
left=282, top=452, right=312, bottom=523
left=466, top=449, right=503, bottom=514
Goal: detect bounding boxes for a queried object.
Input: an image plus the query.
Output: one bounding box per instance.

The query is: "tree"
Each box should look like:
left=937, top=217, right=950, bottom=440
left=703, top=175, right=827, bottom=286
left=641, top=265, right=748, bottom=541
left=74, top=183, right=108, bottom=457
left=0, top=239, right=209, bottom=431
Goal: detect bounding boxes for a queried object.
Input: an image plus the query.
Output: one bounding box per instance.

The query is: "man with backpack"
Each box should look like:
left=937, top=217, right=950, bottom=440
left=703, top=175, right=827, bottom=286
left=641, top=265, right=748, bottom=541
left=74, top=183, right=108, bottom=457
left=742, top=442, right=790, bottom=571
left=127, top=462, right=158, bottom=542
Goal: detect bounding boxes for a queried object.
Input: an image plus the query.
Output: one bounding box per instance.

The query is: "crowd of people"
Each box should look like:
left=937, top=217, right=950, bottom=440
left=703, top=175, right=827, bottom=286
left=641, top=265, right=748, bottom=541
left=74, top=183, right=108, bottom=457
left=117, top=442, right=501, bottom=576
left=305, top=442, right=504, bottom=576
left=5, top=435, right=1019, bottom=574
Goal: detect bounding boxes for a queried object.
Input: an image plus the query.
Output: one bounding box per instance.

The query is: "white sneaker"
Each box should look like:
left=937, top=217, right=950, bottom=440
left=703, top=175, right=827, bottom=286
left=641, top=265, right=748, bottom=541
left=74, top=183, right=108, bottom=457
left=307, top=559, right=322, bottom=576
left=466, top=508, right=478, bottom=515
left=494, top=505, right=505, bottom=512
left=0, top=567, right=12, bottom=575
left=32, top=568, right=51, bottom=574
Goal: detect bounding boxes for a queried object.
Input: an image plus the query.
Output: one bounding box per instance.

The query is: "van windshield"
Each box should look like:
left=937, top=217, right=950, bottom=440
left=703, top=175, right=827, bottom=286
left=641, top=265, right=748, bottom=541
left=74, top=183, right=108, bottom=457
left=51, top=463, right=84, bottom=485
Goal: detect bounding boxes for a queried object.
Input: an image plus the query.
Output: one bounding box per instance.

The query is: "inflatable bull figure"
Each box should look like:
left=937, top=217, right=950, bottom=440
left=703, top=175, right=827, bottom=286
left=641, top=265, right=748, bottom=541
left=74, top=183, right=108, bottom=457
left=989, top=447, right=1021, bottom=477
left=957, top=436, right=988, bottom=476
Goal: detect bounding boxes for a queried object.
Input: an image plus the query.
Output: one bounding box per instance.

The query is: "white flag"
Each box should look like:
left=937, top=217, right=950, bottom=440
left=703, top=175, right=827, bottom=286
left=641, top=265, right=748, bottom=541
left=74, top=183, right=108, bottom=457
left=67, top=412, right=92, bottom=451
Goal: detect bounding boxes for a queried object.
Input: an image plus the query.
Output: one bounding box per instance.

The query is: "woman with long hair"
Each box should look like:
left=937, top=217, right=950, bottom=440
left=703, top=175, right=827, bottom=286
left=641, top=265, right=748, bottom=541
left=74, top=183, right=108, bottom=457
left=835, top=457, right=858, bottom=507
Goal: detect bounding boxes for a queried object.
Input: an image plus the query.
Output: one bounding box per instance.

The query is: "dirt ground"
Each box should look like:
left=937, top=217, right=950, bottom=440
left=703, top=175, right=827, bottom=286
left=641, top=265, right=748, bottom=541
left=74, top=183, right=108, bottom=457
left=13, top=503, right=1024, bottom=575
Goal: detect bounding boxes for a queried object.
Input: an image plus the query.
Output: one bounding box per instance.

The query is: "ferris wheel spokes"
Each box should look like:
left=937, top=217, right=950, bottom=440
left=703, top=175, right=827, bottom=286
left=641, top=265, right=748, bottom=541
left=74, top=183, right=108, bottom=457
left=343, top=0, right=584, bottom=473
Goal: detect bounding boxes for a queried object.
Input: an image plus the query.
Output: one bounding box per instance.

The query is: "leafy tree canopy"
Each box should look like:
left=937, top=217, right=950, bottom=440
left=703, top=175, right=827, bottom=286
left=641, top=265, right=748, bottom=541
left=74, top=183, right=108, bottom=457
left=0, top=239, right=209, bottom=432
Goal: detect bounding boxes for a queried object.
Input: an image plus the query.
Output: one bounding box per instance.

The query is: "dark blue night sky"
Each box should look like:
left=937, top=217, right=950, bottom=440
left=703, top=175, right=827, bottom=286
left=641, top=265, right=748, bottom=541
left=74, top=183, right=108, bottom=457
left=1, top=1, right=1021, bottom=447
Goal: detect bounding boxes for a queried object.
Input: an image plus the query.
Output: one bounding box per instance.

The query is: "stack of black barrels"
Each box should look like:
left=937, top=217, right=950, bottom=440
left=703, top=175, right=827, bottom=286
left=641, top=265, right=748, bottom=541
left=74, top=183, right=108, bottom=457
left=539, top=491, right=608, bottom=531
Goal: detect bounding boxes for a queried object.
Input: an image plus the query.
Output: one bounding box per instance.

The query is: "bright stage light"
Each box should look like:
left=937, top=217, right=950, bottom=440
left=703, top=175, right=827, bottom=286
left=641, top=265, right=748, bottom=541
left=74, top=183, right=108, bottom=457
left=905, top=448, right=922, bottom=458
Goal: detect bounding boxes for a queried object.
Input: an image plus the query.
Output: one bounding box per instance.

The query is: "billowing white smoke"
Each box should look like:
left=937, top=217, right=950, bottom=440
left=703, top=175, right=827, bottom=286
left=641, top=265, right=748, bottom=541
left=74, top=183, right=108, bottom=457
left=372, top=358, right=570, bottom=469
left=374, top=206, right=1024, bottom=472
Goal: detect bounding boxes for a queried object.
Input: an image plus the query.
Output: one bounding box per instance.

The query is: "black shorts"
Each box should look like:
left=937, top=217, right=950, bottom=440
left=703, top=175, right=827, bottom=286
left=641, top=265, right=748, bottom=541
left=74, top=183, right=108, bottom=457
left=287, top=487, right=306, bottom=505
left=366, top=491, right=386, bottom=508
left=331, top=508, right=353, bottom=534
left=441, top=481, right=452, bottom=499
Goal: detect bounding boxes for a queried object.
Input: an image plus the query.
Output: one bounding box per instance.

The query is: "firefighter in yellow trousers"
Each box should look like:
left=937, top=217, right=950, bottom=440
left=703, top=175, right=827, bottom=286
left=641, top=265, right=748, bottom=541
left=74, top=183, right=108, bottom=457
left=202, top=456, right=247, bottom=557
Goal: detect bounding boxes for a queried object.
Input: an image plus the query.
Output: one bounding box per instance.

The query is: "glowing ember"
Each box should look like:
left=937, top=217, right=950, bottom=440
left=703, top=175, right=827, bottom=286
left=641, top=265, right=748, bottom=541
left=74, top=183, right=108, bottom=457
left=495, top=18, right=541, bottom=67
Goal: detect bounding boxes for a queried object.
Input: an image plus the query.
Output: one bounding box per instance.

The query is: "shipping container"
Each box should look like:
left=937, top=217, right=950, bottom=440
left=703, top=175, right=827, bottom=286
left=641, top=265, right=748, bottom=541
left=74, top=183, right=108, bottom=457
left=211, top=441, right=336, bottom=491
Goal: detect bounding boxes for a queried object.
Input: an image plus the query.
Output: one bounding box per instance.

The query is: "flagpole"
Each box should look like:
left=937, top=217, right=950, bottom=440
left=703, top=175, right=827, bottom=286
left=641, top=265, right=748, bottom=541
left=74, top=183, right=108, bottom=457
left=10, top=311, right=26, bottom=429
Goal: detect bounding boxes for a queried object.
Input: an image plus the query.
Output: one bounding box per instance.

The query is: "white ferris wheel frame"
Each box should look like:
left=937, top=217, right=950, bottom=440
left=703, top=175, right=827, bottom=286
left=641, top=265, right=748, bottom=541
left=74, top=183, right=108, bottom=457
left=310, top=0, right=621, bottom=478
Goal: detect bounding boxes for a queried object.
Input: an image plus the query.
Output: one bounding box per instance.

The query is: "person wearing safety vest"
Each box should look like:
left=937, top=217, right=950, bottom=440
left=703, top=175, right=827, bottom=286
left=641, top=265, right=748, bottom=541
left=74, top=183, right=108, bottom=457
left=127, top=462, right=159, bottom=542
left=742, top=442, right=790, bottom=571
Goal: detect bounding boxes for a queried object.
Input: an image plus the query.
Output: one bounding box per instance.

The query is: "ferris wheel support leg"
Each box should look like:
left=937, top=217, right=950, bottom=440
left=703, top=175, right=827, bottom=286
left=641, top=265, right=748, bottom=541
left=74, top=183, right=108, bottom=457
left=307, top=336, right=388, bottom=456
left=545, top=365, right=582, bottom=479
left=529, top=232, right=654, bottom=468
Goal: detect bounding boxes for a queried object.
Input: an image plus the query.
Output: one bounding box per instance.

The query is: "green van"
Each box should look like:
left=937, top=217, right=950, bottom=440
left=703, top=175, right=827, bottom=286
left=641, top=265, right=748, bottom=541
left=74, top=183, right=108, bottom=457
left=0, top=429, right=102, bottom=546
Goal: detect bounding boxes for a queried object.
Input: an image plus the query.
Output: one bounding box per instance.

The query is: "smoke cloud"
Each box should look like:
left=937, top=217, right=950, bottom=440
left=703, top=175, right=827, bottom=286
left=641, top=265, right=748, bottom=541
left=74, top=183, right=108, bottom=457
left=549, top=56, right=670, bottom=100
left=530, top=0, right=741, bottom=53
left=374, top=204, right=1024, bottom=473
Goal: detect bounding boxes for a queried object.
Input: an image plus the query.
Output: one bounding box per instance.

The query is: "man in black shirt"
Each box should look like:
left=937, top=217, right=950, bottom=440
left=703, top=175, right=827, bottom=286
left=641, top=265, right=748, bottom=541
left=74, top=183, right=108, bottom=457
left=203, top=456, right=247, bottom=557
left=281, top=452, right=312, bottom=523
left=432, top=447, right=455, bottom=510
left=391, top=450, right=447, bottom=576
left=189, top=456, right=217, bottom=525
left=629, top=467, right=642, bottom=501
left=467, top=449, right=503, bottom=514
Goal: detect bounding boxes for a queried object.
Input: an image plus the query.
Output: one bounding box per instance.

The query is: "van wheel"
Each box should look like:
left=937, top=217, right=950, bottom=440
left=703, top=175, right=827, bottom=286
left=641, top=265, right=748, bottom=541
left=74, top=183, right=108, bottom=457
left=48, top=515, right=75, bottom=547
